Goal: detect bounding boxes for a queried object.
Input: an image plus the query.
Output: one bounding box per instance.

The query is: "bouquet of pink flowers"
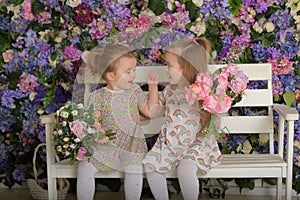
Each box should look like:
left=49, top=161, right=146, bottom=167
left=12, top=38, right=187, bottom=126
left=54, top=101, right=115, bottom=164
left=184, top=63, right=249, bottom=136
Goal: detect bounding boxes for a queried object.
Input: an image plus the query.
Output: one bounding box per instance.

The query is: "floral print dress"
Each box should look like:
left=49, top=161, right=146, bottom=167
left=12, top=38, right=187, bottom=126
left=142, top=85, right=223, bottom=175
left=87, top=83, right=148, bottom=173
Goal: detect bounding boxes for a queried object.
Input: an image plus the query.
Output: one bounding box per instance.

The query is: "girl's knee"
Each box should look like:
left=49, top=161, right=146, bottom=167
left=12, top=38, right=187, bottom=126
left=78, top=160, right=98, bottom=177
left=177, top=159, right=198, bottom=175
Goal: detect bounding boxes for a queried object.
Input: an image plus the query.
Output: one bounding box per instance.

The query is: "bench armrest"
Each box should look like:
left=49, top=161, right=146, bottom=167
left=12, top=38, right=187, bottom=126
left=273, top=103, right=299, bottom=121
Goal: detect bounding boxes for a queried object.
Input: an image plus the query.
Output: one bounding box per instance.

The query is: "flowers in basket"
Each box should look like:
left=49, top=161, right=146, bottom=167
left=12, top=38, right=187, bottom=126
left=184, top=63, right=249, bottom=137
left=54, top=101, right=115, bottom=164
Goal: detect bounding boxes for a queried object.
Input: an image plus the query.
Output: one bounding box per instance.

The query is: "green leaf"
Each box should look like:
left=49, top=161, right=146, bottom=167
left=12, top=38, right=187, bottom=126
left=0, top=30, right=11, bottom=51
left=228, top=0, right=242, bottom=16
left=148, top=0, right=166, bottom=16
left=185, top=1, right=200, bottom=22
left=31, top=0, right=45, bottom=14
left=283, top=92, right=296, bottom=107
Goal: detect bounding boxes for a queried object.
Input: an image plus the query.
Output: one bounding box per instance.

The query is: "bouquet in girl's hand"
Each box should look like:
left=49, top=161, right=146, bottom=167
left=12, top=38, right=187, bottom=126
left=184, top=63, right=249, bottom=137
left=54, top=101, right=116, bottom=165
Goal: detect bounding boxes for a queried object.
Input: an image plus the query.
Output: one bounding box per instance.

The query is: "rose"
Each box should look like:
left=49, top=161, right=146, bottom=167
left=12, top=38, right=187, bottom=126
left=66, top=0, right=82, bottom=8
left=228, top=78, right=248, bottom=94
left=192, top=0, right=203, bottom=7
left=264, top=22, right=275, bottom=32
left=202, top=94, right=232, bottom=113
left=69, top=119, right=88, bottom=139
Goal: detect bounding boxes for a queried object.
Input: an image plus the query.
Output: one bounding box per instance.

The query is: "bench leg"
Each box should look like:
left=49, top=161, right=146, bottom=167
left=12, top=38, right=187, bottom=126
left=48, top=177, right=57, bottom=200
left=276, top=177, right=282, bottom=200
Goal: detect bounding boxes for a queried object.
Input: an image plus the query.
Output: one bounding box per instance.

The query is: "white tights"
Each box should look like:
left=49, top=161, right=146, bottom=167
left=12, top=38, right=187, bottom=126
left=146, top=159, right=199, bottom=200
left=77, top=160, right=143, bottom=200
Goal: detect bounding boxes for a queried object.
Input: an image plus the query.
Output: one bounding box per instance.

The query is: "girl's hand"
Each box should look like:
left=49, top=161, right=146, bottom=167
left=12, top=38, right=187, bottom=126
left=147, top=73, right=159, bottom=86
left=95, top=136, right=109, bottom=144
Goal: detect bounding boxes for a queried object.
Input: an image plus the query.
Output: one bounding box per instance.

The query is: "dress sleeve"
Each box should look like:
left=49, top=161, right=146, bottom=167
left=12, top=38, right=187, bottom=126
left=132, top=84, right=147, bottom=107
left=87, top=90, right=102, bottom=111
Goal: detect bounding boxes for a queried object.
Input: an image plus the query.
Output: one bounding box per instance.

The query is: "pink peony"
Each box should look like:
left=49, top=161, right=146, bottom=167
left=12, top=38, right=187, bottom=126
left=69, top=119, right=88, bottom=139
left=77, top=147, right=88, bottom=160
left=202, top=95, right=232, bottom=113
left=215, top=74, right=229, bottom=96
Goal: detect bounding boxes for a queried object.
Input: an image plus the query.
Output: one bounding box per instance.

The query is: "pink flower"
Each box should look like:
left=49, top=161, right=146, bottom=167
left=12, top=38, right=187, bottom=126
left=69, top=119, right=88, bottom=139
left=268, top=57, right=294, bottom=75
left=184, top=87, right=197, bottom=105
left=64, top=46, right=82, bottom=61
left=222, top=63, right=239, bottom=75
left=22, top=0, right=35, bottom=21
left=215, top=73, right=229, bottom=95
left=192, top=72, right=213, bottom=100
left=17, top=73, right=40, bottom=93
left=77, top=147, right=88, bottom=161
left=202, top=94, right=232, bottom=113
left=228, top=78, right=248, bottom=94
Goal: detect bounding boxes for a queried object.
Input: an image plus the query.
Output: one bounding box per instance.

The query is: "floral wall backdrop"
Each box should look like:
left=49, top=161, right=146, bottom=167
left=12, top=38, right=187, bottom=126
left=0, top=0, right=299, bottom=193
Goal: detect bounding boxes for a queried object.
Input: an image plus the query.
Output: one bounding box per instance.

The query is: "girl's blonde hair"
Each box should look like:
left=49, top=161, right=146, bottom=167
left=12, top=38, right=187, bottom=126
left=86, top=44, right=136, bottom=82
left=166, top=38, right=211, bottom=84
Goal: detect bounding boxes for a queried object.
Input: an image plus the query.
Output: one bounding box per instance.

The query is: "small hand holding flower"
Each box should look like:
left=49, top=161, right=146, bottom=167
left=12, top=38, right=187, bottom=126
left=54, top=101, right=115, bottom=164
left=184, top=63, right=249, bottom=138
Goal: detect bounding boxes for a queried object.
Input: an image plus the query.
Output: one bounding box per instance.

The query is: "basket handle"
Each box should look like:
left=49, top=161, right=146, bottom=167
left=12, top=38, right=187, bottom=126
left=32, top=143, right=60, bottom=181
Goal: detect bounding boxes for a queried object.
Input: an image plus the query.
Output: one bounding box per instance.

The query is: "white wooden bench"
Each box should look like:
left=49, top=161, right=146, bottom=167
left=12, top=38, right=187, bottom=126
left=40, top=63, right=299, bottom=200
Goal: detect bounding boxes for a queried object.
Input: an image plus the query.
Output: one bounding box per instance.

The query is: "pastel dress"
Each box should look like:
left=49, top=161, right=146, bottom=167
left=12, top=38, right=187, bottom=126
left=87, top=83, right=148, bottom=173
left=142, top=85, right=223, bottom=175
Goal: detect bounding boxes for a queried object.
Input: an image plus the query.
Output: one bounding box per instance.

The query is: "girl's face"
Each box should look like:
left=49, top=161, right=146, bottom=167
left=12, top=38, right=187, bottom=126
left=107, top=56, right=137, bottom=90
left=164, top=53, right=183, bottom=85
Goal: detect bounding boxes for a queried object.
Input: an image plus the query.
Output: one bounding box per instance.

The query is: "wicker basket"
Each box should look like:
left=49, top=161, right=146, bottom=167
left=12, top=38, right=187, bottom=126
left=27, top=143, right=70, bottom=200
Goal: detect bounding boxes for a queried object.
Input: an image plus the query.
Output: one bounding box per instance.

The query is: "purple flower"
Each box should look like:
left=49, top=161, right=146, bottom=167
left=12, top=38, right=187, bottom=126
left=253, top=41, right=267, bottom=62
left=267, top=47, right=282, bottom=60
left=272, top=75, right=283, bottom=96
left=12, top=166, right=27, bottom=182
left=63, top=46, right=82, bottom=61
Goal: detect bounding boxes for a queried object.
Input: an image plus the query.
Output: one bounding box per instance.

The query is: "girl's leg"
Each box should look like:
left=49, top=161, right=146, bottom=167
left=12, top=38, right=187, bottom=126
left=124, top=164, right=143, bottom=200
left=145, top=170, right=169, bottom=200
left=177, top=159, right=199, bottom=200
left=77, top=160, right=98, bottom=200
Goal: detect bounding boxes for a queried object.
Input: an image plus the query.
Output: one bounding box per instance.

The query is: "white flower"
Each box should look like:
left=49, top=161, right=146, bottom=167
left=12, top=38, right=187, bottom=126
left=259, top=133, right=269, bottom=145
left=37, top=109, right=44, bottom=115
left=56, top=146, right=62, bottom=152
left=61, top=111, right=69, bottom=118
left=264, top=22, right=275, bottom=32
left=236, top=143, right=242, bottom=153
left=242, top=140, right=252, bottom=154
left=62, top=121, right=67, bottom=127
left=3, top=49, right=14, bottom=63
left=77, top=103, right=84, bottom=109
left=190, top=21, right=206, bottom=36
left=66, top=0, right=81, bottom=8
left=192, top=0, right=203, bottom=6
left=72, top=110, right=78, bottom=116
left=29, top=92, right=36, bottom=101
left=253, top=22, right=263, bottom=33
left=167, top=0, right=174, bottom=10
